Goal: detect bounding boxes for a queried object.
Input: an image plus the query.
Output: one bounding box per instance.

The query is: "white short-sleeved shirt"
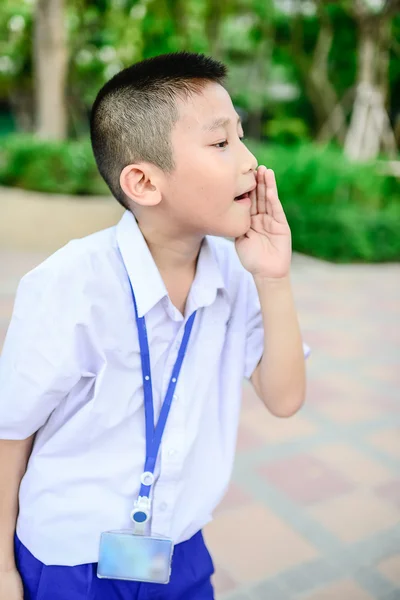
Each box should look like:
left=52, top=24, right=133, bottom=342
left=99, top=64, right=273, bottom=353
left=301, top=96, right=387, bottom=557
left=0, top=211, right=305, bottom=566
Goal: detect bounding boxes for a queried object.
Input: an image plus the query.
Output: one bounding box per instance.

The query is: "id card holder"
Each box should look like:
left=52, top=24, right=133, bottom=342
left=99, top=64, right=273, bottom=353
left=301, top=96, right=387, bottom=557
left=97, top=530, right=173, bottom=584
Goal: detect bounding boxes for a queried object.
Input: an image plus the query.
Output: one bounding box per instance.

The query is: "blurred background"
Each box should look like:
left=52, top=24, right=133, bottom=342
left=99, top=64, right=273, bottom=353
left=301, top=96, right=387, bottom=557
left=1, top=0, right=400, bottom=260
left=0, top=1, right=399, bottom=599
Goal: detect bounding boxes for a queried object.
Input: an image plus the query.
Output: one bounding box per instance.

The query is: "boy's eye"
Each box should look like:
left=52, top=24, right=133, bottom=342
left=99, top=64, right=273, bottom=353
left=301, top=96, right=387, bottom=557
left=213, top=135, right=245, bottom=148
left=213, top=140, right=228, bottom=148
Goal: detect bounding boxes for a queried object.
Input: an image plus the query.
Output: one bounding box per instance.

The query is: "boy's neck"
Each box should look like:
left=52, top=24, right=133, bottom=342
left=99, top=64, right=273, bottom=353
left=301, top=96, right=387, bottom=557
left=137, top=219, right=203, bottom=275
left=135, top=216, right=204, bottom=315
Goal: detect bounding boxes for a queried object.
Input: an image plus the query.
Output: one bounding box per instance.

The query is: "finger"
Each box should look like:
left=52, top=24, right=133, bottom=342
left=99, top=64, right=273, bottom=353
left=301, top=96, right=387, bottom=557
left=249, top=186, right=257, bottom=216
left=265, top=169, right=273, bottom=215
left=265, top=169, right=276, bottom=216
left=256, top=165, right=267, bottom=214
left=266, top=169, right=287, bottom=224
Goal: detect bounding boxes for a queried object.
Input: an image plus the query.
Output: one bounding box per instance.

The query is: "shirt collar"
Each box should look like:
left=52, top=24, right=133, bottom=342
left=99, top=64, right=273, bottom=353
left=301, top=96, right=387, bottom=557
left=189, top=237, right=229, bottom=311
left=116, top=211, right=167, bottom=318
left=116, top=211, right=229, bottom=317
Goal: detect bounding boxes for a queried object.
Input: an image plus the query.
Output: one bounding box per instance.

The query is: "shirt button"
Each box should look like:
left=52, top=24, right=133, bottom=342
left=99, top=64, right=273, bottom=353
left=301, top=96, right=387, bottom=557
left=160, top=502, right=168, bottom=512
left=168, top=448, right=177, bottom=457
left=173, top=394, right=178, bottom=401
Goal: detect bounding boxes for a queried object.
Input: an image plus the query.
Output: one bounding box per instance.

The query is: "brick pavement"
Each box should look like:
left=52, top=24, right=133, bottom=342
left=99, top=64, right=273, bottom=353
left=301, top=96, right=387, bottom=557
left=0, top=249, right=399, bottom=600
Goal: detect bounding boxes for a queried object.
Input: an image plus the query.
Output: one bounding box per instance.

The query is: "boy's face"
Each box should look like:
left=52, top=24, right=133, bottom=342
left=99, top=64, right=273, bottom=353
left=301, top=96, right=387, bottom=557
left=161, top=82, right=258, bottom=239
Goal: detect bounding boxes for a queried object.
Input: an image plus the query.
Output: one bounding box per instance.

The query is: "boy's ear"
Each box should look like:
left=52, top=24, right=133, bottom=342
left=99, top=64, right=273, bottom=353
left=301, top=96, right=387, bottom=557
left=119, top=164, right=162, bottom=207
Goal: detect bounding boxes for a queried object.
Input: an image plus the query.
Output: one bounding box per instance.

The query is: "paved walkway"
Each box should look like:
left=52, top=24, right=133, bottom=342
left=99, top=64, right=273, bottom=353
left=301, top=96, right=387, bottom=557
left=0, top=250, right=399, bottom=600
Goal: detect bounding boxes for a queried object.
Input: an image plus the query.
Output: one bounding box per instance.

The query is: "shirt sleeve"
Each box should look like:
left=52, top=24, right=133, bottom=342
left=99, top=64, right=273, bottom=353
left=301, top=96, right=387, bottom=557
left=244, top=275, right=311, bottom=380
left=0, top=264, right=82, bottom=440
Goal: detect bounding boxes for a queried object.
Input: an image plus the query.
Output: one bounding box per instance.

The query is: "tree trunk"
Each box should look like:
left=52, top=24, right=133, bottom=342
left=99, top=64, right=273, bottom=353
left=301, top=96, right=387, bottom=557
left=376, top=18, right=391, bottom=107
left=345, top=13, right=397, bottom=160
left=290, top=8, right=347, bottom=142
left=205, top=0, right=224, bottom=59
left=246, top=110, right=263, bottom=140
left=167, top=0, right=191, bottom=49
left=33, top=0, right=68, bottom=140
left=357, top=22, right=375, bottom=86
left=9, top=90, right=35, bottom=132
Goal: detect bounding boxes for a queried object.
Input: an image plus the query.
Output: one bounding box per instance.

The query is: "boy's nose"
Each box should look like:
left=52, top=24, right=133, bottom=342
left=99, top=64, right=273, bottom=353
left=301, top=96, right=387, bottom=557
left=242, top=146, right=258, bottom=174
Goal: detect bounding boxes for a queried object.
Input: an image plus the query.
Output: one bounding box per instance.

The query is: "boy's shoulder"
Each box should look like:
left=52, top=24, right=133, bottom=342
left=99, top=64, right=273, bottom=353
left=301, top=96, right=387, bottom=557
left=19, top=226, right=119, bottom=293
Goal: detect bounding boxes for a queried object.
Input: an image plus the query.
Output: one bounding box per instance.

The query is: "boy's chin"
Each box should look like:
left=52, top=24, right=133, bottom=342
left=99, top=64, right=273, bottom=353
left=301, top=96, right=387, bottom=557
left=199, top=213, right=250, bottom=239
left=219, top=219, right=250, bottom=240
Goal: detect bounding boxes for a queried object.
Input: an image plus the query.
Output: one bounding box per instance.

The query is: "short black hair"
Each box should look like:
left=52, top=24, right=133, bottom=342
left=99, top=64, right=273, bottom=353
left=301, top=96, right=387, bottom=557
left=90, top=52, right=227, bottom=207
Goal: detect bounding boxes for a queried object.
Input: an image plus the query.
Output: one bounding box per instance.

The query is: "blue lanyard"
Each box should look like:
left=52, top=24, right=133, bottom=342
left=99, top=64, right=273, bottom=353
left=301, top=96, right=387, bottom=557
left=128, top=278, right=196, bottom=500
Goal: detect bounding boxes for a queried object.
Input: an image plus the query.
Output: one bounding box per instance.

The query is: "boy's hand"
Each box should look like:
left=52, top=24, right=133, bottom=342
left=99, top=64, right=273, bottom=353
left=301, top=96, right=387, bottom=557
left=0, top=568, right=24, bottom=600
left=235, top=166, right=292, bottom=280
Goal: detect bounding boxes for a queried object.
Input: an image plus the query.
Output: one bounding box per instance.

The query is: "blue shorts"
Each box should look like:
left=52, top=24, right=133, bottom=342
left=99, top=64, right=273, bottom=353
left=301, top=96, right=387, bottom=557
left=15, top=531, right=215, bottom=600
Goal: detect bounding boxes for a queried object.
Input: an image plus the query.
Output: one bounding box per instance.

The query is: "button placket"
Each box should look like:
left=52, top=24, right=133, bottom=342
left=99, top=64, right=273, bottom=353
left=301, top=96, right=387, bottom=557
left=151, top=482, right=176, bottom=537
left=161, top=414, right=185, bottom=474
left=161, top=321, right=187, bottom=406
left=159, top=329, right=181, bottom=400
left=153, top=321, right=188, bottom=535
left=167, top=371, right=185, bottom=454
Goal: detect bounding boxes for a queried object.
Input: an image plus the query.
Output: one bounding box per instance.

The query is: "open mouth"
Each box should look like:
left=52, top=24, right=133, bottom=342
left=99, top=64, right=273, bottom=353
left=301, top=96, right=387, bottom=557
left=234, top=192, right=250, bottom=201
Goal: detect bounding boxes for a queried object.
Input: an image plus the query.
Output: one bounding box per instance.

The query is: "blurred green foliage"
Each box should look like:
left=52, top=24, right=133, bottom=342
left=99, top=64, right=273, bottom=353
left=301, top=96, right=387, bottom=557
left=248, top=141, right=400, bottom=262
left=1, top=0, right=398, bottom=139
left=0, top=134, right=108, bottom=195
left=1, top=133, right=399, bottom=262
left=0, top=0, right=400, bottom=262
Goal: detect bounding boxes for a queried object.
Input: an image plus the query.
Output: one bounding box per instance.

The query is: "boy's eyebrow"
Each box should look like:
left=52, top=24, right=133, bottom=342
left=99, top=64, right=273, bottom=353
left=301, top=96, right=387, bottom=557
left=203, top=115, right=242, bottom=132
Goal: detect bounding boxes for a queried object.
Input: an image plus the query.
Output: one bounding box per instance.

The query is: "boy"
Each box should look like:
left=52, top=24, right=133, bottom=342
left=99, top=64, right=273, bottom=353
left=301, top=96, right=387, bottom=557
left=0, top=52, right=307, bottom=600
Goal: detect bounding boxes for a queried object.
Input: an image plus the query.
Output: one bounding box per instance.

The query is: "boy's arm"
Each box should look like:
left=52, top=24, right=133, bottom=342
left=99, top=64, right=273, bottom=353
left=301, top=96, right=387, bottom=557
left=0, top=251, right=85, bottom=595
left=250, top=276, right=305, bottom=417
left=0, top=255, right=84, bottom=579
left=236, top=166, right=306, bottom=416
left=0, top=260, right=83, bottom=440
left=0, top=436, right=34, bottom=571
